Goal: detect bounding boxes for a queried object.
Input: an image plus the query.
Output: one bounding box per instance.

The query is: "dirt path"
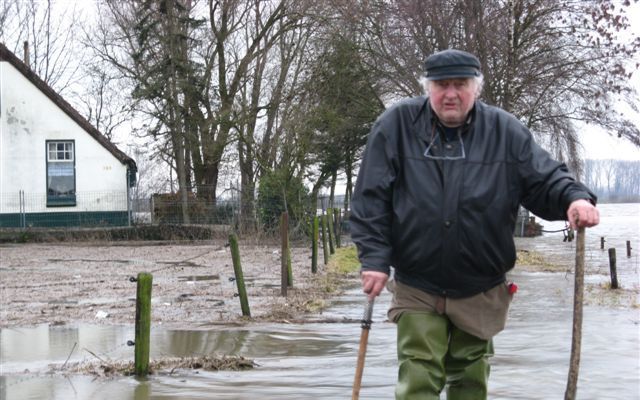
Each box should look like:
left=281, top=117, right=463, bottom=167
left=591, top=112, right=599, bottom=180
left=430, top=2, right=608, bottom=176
left=0, top=240, right=355, bottom=329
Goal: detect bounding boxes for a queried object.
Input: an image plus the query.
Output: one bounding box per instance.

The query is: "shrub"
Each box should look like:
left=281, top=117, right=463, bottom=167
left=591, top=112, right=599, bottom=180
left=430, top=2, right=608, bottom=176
left=257, top=169, right=311, bottom=233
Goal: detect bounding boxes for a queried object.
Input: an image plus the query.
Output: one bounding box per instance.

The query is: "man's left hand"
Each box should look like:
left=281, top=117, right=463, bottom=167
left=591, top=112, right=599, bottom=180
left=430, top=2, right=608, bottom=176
left=567, top=199, right=599, bottom=229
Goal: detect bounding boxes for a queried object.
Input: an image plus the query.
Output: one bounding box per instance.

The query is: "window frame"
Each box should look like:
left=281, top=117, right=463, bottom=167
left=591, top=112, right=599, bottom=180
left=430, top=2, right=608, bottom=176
left=46, top=140, right=77, bottom=207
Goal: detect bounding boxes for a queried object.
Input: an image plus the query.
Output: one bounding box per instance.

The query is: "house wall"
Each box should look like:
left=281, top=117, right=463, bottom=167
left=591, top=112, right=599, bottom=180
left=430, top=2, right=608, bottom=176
left=0, top=60, right=130, bottom=224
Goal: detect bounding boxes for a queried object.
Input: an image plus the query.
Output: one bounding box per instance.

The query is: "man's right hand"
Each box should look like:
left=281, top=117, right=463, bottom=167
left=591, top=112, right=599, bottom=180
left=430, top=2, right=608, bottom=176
left=361, top=270, right=389, bottom=300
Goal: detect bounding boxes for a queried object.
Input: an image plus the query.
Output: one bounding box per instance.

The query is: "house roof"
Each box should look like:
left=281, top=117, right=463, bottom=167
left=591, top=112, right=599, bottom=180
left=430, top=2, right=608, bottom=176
left=0, top=42, right=136, bottom=172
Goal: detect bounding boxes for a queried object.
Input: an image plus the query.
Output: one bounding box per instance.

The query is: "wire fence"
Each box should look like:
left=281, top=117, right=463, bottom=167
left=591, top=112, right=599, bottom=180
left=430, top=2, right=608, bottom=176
left=1, top=189, right=537, bottom=247
left=0, top=190, right=350, bottom=237
left=1, top=191, right=130, bottom=228
left=145, top=193, right=349, bottom=239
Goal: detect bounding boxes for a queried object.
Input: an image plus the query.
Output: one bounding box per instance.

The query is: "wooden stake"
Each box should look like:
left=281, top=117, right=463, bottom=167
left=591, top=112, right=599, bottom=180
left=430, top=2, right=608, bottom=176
left=334, top=209, right=342, bottom=248
left=135, top=272, right=153, bottom=377
left=608, top=248, right=619, bottom=289
left=311, top=216, right=319, bottom=273
left=327, top=208, right=336, bottom=254
left=565, top=226, right=585, bottom=400
left=321, top=214, right=329, bottom=265
left=229, top=234, right=251, bottom=316
left=352, top=299, right=374, bottom=400
left=280, top=212, right=289, bottom=296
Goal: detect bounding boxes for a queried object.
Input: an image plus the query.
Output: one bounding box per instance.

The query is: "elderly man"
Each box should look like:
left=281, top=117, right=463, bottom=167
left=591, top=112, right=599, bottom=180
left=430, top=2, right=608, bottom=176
left=350, top=49, right=599, bottom=399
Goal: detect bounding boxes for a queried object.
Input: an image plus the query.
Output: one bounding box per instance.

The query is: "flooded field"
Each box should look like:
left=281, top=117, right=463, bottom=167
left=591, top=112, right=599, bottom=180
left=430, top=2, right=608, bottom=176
left=1, top=203, right=638, bottom=399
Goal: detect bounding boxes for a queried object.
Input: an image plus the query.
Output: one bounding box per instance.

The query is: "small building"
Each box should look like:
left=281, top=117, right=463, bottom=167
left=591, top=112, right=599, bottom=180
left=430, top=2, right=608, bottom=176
left=0, top=43, right=137, bottom=227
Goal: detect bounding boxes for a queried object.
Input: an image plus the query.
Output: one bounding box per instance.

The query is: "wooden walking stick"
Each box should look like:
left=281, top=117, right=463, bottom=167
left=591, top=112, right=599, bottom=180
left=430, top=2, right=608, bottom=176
left=352, top=298, right=375, bottom=400
left=565, top=226, right=585, bottom=400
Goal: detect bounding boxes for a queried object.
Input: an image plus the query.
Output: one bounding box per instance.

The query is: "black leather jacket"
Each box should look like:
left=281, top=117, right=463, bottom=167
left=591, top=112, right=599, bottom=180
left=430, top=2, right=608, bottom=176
left=350, top=97, right=596, bottom=298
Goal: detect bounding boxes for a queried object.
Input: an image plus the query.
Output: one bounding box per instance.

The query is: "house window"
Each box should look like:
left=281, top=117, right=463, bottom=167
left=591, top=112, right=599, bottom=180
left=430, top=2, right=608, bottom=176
left=46, top=140, right=76, bottom=206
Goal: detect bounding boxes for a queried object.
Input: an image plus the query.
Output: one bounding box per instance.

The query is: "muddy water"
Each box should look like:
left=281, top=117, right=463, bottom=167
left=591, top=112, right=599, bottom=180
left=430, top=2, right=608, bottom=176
left=1, top=203, right=638, bottom=399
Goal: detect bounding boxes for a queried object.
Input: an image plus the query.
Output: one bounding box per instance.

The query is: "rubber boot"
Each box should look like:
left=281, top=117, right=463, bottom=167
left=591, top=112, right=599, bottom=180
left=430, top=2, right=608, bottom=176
left=395, top=312, right=449, bottom=400
left=444, top=325, right=493, bottom=400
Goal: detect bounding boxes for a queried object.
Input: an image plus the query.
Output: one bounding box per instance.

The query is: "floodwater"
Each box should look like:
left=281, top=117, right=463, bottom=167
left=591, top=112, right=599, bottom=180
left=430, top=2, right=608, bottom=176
left=1, top=203, right=638, bottom=400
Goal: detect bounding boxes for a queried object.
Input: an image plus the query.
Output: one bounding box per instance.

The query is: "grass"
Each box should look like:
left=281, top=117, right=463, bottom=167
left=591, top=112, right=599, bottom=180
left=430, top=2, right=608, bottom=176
left=585, top=282, right=640, bottom=308
left=259, top=245, right=362, bottom=321
left=516, top=249, right=567, bottom=272
left=318, top=245, right=361, bottom=294
left=516, top=249, right=639, bottom=308
left=326, top=245, right=361, bottom=274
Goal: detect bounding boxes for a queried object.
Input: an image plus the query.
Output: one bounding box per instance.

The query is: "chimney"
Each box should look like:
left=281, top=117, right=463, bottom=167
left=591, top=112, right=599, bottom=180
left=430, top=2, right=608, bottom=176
left=23, top=41, right=29, bottom=65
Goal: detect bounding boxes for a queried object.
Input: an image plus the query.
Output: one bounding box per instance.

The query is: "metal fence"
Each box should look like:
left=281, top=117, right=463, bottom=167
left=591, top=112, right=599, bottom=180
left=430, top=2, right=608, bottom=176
left=0, top=189, right=351, bottom=235
left=0, top=191, right=130, bottom=228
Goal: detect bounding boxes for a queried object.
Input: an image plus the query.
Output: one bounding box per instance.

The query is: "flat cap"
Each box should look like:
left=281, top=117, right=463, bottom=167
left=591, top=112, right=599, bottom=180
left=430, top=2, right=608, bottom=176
left=424, top=49, right=481, bottom=80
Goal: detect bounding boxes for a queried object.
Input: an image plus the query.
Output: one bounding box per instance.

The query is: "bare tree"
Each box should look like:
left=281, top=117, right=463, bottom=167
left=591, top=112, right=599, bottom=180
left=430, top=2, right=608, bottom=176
left=583, top=159, right=640, bottom=202
left=73, top=63, right=130, bottom=141
left=85, top=0, right=203, bottom=222
left=1, top=0, right=85, bottom=94
left=331, top=0, right=639, bottom=173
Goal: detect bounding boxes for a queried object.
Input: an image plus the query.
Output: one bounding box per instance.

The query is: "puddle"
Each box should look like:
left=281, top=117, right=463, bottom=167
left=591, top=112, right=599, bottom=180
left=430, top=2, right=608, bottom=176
left=1, top=203, right=638, bottom=399
left=177, top=274, right=220, bottom=282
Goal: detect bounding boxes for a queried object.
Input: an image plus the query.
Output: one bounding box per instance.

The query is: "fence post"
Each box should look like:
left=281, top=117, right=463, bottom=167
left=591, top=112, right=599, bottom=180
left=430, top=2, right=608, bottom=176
left=229, top=233, right=251, bottom=316
left=280, top=212, right=289, bottom=296
left=283, top=211, right=293, bottom=287
left=19, top=190, right=26, bottom=228
left=150, top=197, right=155, bottom=224
left=311, top=216, right=319, bottom=273
left=135, top=272, right=152, bottom=377
left=326, top=208, right=336, bottom=254
left=627, top=241, right=632, bottom=258
left=600, top=237, right=605, bottom=250
left=321, top=214, right=329, bottom=265
left=127, top=172, right=132, bottom=227
left=608, top=248, right=619, bottom=289
left=336, top=208, right=341, bottom=244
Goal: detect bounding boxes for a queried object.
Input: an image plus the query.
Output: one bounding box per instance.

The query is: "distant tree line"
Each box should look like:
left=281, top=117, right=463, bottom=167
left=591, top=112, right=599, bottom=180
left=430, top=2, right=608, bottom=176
left=2, top=0, right=639, bottom=231
left=583, top=159, right=640, bottom=203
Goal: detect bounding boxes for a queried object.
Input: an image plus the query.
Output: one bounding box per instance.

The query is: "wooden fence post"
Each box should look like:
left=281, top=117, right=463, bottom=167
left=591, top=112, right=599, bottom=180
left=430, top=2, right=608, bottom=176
left=284, top=212, right=293, bottom=287
left=229, top=233, right=251, bottom=316
left=627, top=241, right=632, bottom=258
left=327, top=208, right=336, bottom=255
left=600, top=237, right=605, bottom=250
left=280, top=212, right=289, bottom=295
left=608, top=248, right=619, bottom=289
left=312, top=216, right=319, bottom=273
left=334, top=209, right=342, bottom=248
left=135, top=272, right=152, bottom=377
left=321, top=214, right=329, bottom=265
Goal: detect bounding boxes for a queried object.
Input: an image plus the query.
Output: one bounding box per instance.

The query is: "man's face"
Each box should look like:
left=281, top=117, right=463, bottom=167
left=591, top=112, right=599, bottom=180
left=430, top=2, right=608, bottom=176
left=428, top=78, right=477, bottom=127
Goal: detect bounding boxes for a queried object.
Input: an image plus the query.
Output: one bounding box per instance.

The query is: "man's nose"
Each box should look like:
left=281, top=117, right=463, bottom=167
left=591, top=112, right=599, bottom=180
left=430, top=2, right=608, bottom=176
left=443, top=86, right=457, bottom=97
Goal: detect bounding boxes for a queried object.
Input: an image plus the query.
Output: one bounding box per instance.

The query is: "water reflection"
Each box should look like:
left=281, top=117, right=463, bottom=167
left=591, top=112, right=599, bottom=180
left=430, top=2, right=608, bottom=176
left=1, top=203, right=638, bottom=399
left=1, top=280, right=638, bottom=399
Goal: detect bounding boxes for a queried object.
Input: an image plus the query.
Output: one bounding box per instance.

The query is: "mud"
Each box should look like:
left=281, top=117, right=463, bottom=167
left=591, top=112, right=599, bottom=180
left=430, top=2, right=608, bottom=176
left=0, top=240, right=355, bottom=329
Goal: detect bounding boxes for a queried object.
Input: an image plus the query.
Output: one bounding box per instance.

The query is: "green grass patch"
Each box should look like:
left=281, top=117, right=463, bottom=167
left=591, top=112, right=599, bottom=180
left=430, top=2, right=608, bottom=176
left=326, top=245, right=361, bottom=274
left=313, top=245, right=361, bottom=296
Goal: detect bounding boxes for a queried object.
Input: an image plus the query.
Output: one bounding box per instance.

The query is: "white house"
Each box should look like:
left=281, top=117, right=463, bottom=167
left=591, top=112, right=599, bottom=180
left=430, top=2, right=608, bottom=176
left=0, top=43, right=137, bottom=227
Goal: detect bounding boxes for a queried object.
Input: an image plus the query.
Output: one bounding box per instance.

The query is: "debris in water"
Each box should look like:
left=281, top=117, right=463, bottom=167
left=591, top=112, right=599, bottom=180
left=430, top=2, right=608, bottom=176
left=48, top=355, right=256, bottom=377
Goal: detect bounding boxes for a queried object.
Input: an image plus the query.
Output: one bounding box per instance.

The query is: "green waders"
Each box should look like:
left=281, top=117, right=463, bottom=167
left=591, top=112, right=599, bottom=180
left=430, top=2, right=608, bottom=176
left=395, top=311, right=493, bottom=400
